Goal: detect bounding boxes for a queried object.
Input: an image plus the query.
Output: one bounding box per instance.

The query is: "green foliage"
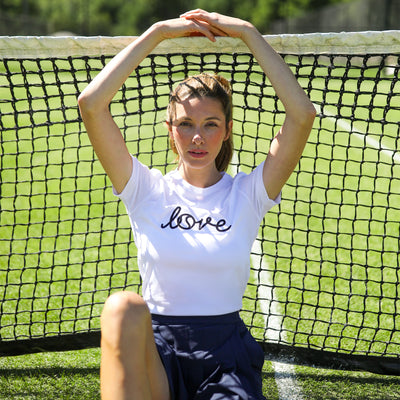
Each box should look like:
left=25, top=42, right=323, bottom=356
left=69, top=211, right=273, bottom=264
left=0, top=0, right=38, bottom=15
left=112, top=0, right=189, bottom=35
left=0, top=0, right=353, bottom=35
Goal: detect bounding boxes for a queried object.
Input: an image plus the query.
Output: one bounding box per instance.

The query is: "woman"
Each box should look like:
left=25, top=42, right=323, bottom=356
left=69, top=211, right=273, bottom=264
left=78, top=9, right=315, bottom=400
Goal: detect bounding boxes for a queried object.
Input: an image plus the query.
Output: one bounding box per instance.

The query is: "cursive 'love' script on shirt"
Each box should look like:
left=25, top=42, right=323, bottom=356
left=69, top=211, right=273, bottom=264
left=161, top=206, right=232, bottom=232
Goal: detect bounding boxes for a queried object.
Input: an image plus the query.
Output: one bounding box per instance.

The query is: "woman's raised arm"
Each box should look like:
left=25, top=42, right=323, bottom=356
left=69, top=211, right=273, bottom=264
left=78, top=16, right=226, bottom=193
left=182, top=10, right=316, bottom=200
left=242, top=25, right=316, bottom=200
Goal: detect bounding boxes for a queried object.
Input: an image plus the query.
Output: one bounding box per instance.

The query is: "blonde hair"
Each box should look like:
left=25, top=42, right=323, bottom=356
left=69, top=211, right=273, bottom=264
left=166, top=73, right=233, bottom=172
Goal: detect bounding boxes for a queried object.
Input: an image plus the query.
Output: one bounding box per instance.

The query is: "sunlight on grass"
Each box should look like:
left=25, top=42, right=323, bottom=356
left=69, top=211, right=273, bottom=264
left=1, top=349, right=400, bottom=400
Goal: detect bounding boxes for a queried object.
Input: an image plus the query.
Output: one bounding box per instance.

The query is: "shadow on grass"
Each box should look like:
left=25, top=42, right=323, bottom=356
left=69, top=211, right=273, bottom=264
left=263, top=369, right=400, bottom=384
left=0, top=366, right=99, bottom=376
left=262, top=368, right=400, bottom=400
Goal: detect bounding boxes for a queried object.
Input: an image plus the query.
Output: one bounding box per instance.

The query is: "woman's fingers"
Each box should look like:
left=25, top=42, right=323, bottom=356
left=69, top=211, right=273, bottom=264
left=194, top=20, right=228, bottom=37
left=157, top=9, right=248, bottom=43
left=180, top=9, right=247, bottom=39
left=180, top=14, right=226, bottom=39
left=157, top=17, right=225, bottom=42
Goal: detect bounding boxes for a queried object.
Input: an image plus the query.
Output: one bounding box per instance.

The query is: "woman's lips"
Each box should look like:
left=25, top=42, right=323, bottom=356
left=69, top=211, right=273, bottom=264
left=188, top=150, right=208, bottom=158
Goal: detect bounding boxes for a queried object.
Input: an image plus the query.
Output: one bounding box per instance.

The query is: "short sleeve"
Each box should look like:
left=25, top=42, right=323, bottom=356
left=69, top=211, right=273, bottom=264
left=237, top=161, right=281, bottom=220
left=113, top=155, right=163, bottom=213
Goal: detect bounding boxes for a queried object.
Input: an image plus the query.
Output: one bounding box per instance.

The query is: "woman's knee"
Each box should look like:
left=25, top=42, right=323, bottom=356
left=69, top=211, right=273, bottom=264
left=101, top=291, right=150, bottom=342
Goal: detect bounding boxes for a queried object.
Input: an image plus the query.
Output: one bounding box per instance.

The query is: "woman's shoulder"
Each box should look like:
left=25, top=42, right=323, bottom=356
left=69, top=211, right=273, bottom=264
left=114, top=155, right=164, bottom=201
left=230, top=161, right=265, bottom=186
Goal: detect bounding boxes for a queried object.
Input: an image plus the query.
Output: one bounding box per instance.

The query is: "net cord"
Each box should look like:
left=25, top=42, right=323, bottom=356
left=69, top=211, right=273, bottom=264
left=1, top=31, right=400, bottom=59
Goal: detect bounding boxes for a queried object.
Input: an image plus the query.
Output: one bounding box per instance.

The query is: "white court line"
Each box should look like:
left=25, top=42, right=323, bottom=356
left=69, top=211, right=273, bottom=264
left=251, top=241, right=304, bottom=400
left=314, top=104, right=400, bottom=164
left=230, top=155, right=303, bottom=400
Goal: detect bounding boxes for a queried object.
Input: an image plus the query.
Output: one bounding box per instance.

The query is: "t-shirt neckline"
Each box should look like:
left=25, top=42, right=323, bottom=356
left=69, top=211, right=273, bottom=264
left=170, top=169, right=229, bottom=194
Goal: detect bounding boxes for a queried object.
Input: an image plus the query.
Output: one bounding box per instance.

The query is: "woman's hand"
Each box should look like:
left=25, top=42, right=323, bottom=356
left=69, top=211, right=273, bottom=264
left=152, top=9, right=257, bottom=43
left=180, top=9, right=257, bottom=41
left=152, top=14, right=228, bottom=43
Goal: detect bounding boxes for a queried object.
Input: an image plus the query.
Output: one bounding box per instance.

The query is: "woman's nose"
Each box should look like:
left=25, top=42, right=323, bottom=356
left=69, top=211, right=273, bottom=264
left=192, top=132, right=204, bottom=145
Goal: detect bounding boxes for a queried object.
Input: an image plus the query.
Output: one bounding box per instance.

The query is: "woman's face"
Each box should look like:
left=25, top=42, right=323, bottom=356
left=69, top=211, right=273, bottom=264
left=168, top=96, right=232, bottom=182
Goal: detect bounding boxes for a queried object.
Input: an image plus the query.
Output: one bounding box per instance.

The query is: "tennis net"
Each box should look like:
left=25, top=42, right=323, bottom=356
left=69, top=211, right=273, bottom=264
left=0, top=32, right=399, bottom=374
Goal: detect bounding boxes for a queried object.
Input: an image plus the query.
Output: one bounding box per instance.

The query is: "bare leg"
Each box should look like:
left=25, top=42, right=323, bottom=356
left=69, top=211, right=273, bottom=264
left=100, top=291, right=170, bottom=400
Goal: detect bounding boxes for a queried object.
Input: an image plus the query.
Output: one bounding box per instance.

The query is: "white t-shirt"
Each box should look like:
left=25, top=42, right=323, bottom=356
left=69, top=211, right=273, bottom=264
left=115, top=156, right=280, bottom=316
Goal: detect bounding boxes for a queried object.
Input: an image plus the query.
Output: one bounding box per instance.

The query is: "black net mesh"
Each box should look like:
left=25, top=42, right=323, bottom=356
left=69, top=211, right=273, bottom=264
left=0, top=37, right=399, bottom=373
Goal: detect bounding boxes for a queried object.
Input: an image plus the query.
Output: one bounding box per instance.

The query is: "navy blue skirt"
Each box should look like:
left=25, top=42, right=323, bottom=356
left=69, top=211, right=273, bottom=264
left=151, top=312, right=266, bottom=400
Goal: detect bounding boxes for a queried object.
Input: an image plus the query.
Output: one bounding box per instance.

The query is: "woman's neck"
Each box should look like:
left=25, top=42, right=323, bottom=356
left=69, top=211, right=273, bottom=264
left=178, top=164, right=223, bottom=188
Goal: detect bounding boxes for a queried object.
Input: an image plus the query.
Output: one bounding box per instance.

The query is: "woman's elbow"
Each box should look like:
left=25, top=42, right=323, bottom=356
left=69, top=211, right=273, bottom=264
left=288, top=97, right=316, bottom=128
left=304, top=99, right=316, bottom=119
left=77, top=91, right=92, bottom=113
left=300, top=101, right=316, bottom=130
left=77, top=91, right=104, bottom=119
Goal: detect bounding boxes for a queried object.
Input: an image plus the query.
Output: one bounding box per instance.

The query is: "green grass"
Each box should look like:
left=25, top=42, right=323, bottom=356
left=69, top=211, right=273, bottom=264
left=0, top=349, right=101, bottom=400
left=295, top=366, right=400, bottom=400
left=1, top=349, right=400, bottom=399
left=1, top=50, right=400, bottom=398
